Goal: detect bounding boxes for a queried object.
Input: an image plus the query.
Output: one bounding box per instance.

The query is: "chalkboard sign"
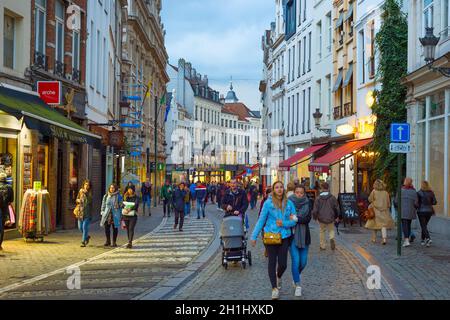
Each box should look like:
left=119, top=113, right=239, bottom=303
left=338, top=193, right=359, bottom=220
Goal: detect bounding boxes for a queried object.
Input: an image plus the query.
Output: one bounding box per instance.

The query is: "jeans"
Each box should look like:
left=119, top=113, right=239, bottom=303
left=174, top=210, right=184, bottom=230
left=105, top=223, right=118, bottom=244
left=78, top=218, right=91, bottom=243
left=163, top=199, right=172, bottom=216
left=197, top=199, right=206, bottom=218
left=250, top=197, right=257, bottom=210
left=142, top=194, right=151, bottom=214
left=319, top=222, right=335, bottom=249
left=418, top=213, right=432, bottom=240
left=290, top=243, right=309, bottom=285
left=402, top=219, right=412, bottom=239
left=124, top=216, right=138, bottom=243
left=266, top=237, right=291, bottom=289
left=184, top=203, right=191, bottom=216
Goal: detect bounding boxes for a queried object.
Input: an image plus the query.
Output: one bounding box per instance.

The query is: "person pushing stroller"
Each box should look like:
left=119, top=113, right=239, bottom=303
left=222, top=179, right=249, bottom=228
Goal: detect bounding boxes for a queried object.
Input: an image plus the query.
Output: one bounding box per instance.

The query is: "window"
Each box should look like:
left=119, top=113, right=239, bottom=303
left=35, top=0, right=46, bottom=57
left=326, top=74, right=331, bottom=119
left=292, top=45, right=295, bottom=82
left=291, top=95, right=295, bottom=135
left=72, top=30, right=80, bottom=74
left=368, top=21, right=375, bottom=79
left=302, top=0, right=306, bottom=22
left=3, top=14, right=15, bottom=69
left=307, top=87, right=311, bottom=133
left=303, top=36, right=306, bottom=74
left=317, top=21, right=322, bottom=59
left=444, top=0, right=450, bottom=37
left=288, top=48, right=291, bottom=83
left=287, top=97, right=291, bottom=136
left=423, top=0, right=434, bottom=34
left=297, top=40, right=301, bottom=77
left=296, top=93, right=300, bottom=135
left=286, top=0, right=296, bottom=39
left=326, top=12, right=332, bottom=53
left=317, top=79, right=322, bottom=112
left=196, top=106, right=198, bottom=120
left=103, top=37, right=107, bottom=94
left=298, top=0, right=302, bottom=26
left=308, top=32, right=312, bottom=71
left=96, top=30, right=101, bottom=89
left=55, top=0, right=65, bottom=64
left=302, top=89, right=306, bottom=134
left=90, top=21, right=95, bottom=86
left=359, top=29, right=366, bottom=84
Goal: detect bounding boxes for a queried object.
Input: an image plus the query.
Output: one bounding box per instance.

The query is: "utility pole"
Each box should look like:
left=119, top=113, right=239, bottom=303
left=154, top=95, right=158, bottom=208
left=397, top=154, right=402, bottom=256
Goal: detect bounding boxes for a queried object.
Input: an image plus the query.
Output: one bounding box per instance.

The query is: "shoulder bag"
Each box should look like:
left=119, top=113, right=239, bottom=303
left=263, top=202, right=283, bottom=245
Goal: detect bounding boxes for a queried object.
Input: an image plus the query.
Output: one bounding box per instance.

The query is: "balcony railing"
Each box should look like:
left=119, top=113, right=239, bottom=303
left=54, top=60, right=66, bottom=78
left=333, top=106, right=342, bottom=120
left=72, top=68, right=81, bottom=83
left=344, top=103, right=353, bottom=117
left=34, top=51, right=48, bottom=70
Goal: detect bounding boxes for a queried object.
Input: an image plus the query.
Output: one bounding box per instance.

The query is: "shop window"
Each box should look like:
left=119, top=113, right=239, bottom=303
left=36, top=144, right=49, bottom=188
left=0, top=136, right=17, bottom=229
left=429, top=118, right=445, bottom=215
left=69, top=144, right=79, bottom=206
left=430, top=92, right=445, bottom=117
left=418, top=100, right=426, bottom=120
left=417, top=122, right=426, bottom=183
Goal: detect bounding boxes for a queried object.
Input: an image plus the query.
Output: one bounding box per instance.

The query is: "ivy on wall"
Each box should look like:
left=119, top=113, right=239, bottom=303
left=371, top=0, right=408, bottom=193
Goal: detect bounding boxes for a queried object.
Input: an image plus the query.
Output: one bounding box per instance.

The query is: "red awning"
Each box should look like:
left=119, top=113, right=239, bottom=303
left=309, top=138, right=373, bottom=172
left=279, top=144, right=327, bottom=168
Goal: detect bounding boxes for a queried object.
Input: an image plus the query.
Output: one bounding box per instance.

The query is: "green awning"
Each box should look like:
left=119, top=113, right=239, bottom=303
left=0, top=85, right=101, bottom=146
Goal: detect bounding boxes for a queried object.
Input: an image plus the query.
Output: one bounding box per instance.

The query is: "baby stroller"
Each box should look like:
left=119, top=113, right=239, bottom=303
left=220, top=214, right=252, bottom=269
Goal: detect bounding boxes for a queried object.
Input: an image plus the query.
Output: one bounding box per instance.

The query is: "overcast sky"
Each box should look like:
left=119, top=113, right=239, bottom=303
left=161, top=0, right=274, bottom=111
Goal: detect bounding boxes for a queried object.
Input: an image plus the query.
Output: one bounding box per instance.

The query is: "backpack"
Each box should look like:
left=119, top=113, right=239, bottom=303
left=0, top=184, right=10, bottom=208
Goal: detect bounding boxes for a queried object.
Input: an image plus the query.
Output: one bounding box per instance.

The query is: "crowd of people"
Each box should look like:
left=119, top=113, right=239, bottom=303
left=67, top=174, right=437, bottom=300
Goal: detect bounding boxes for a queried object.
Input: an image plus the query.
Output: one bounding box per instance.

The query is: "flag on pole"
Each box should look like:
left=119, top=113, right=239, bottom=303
left=164, top=92, right=173, bottom=122
left=160, top=94, right=166, bottom=106
left=146, top=80, right=152, bottom=98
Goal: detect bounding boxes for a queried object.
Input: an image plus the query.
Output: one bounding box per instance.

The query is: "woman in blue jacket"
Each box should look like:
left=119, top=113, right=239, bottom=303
left=251, top=181, right=297, bottom=300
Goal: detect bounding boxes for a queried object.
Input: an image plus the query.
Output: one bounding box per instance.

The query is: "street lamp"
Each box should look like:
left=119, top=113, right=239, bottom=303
left=419, top=27, right=450, bottom=77
left=312, top=108, right=332, bottom=135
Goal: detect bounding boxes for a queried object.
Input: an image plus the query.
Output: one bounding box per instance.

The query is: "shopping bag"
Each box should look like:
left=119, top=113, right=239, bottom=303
left=8, top=205, right=15, bottom=224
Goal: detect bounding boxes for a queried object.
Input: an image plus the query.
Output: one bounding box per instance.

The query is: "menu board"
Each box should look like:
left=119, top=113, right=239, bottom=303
left=338, top=193, right=359, bottom=220
left=23, top=152, right=33, bottom=193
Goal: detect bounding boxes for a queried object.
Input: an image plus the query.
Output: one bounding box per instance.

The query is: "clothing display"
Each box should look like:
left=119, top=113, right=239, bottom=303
left=18, top=189, right=53, bottom=239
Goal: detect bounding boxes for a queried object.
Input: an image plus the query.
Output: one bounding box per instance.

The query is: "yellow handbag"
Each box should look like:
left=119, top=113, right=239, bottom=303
left=263, top=232, right=282, bottom=245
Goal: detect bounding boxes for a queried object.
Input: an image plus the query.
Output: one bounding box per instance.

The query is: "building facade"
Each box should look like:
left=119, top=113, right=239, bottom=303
left=405, top=0, right=450, bottom=236
left=120, top=0, right=169, bottom=193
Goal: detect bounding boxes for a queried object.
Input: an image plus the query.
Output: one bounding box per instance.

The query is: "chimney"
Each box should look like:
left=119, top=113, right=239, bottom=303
left=192, top=68, right=197, bottom=78
left=203, top=75, right=208, bottom=87
left=185, top=62, right=192, bottom=79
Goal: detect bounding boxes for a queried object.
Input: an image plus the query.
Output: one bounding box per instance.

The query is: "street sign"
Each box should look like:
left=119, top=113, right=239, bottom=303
left=389, top=143, right=412, bottom=153
left=390, top=123, right=410, bottom=143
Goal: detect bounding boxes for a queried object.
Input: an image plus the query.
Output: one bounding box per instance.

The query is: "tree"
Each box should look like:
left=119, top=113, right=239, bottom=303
left=371, top=0, right=408, bottom=193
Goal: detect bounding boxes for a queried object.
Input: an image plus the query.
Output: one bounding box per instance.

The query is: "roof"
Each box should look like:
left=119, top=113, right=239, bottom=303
left=223, top=102, right=259, bottom=122
left=250, top=110, right=261, bottom=118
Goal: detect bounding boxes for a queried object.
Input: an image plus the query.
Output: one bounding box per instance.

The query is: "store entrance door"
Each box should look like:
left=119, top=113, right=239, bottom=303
left=56, top=148, right=63, bottom=227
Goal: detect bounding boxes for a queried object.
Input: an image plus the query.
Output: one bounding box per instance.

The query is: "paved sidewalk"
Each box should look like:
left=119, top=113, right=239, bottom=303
left=0, top=205, right=164, bottom=289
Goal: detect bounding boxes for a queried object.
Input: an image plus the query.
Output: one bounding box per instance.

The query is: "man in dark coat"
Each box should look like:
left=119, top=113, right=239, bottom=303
left=0, top=173, right=14, bottom=250
left=173, top=182, right=187, bottom=231
left=222, top=179, right=249, bottom=219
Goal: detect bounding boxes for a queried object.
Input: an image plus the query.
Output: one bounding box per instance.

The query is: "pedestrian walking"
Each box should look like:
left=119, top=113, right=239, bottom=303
left=286, top=182, right=295, bottom=198
left=184, top=184, right=191, bottom=218
left=288, top=185, right=311, bottom=297
left=141, top=179, right=152, bottom=216
left=195, top=181, right=207, bottom=219
left=417, top=181, right=437, bottom=247
left=365, top=179, right=394, bottom=245
left=122, top=185, right=139, bottom=249
left=311, top=182, right=340, bottom=251
left=124, top=181, right=135, bottom=196
left=395, top=177, right=419, bottom=247
left=249, top=182, right=258, bottom=210
left=0, top=173, right=13, bottom=251
left=173, top=182, right=187, bottom=231
left=250, top=181, right=297, bottom=300
left=100, top=184, right=122, bottom=247
left=222, top=179, right=249, bottom=219
left=76, top=180, right=93, bottom=247
left=161, top=180, right=173, bottom=218
left=189, top=181, right=197, bottom=210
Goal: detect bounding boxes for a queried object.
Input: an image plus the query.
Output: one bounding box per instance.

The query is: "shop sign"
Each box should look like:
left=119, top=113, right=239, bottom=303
left=109, top=130, right=125, bottom=149
left=90, top=126, right=109, bottom=146
left=50, top=125, right=88, bottom=144
left=308, top=164, right=330, bottom=174
left=37, top=81, right=61, bottom=105
left=33, top=181, right=42, bottom=191
left=278, top=166, right=290, bottom=172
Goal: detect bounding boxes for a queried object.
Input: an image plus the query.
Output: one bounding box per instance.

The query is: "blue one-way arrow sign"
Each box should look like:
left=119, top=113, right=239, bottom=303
left=390, top=123, right=410, bottom=143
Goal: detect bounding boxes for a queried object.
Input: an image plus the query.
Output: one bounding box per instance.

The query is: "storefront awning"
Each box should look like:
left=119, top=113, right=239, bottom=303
left=345, top=3, right=354, bottom=21
left=279, top=144, right=327, bottom=169
left=332, top=69, right=343, bottom=92
left=309, top=138, right=373, bottom=172
left=335, top=11, right=344, bottom=29
left=0, top=85, right=101, bottom=146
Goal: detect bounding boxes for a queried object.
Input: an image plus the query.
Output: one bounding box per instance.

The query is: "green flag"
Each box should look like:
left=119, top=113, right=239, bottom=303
left=160, top=94, right=166, bottom=106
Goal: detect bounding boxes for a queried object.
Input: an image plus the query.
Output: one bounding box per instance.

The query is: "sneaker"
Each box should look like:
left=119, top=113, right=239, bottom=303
left=294, top=285, right=302, bottom=297
left=382, top=239, right=387, bottom=245
left=410, top=234, right=416, bottom=243
left=421, top=240, right=426, bottom=246
left=402, top=239, right=410, bottom=247
left=80, top=242, right=86, bottom=247
left=276, top=277, right=282, bottom=290
left=271, top=288, right=280, bottom=300
left=426, top=238, right=432, bottom=247
left=330, top=239, right=336, bottom=250
left=86, top=236, right=91, bottom=245
left=126, top=243, right=132, bottom=249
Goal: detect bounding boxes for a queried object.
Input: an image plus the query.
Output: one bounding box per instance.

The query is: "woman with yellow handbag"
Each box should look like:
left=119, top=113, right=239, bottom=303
left=250, top=181, right=297, bottom=300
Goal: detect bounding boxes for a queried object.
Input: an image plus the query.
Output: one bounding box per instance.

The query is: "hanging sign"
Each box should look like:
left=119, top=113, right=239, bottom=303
left=37, top=81, right=61, bottom=105
left=33, top=181, right=42, bottom=191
